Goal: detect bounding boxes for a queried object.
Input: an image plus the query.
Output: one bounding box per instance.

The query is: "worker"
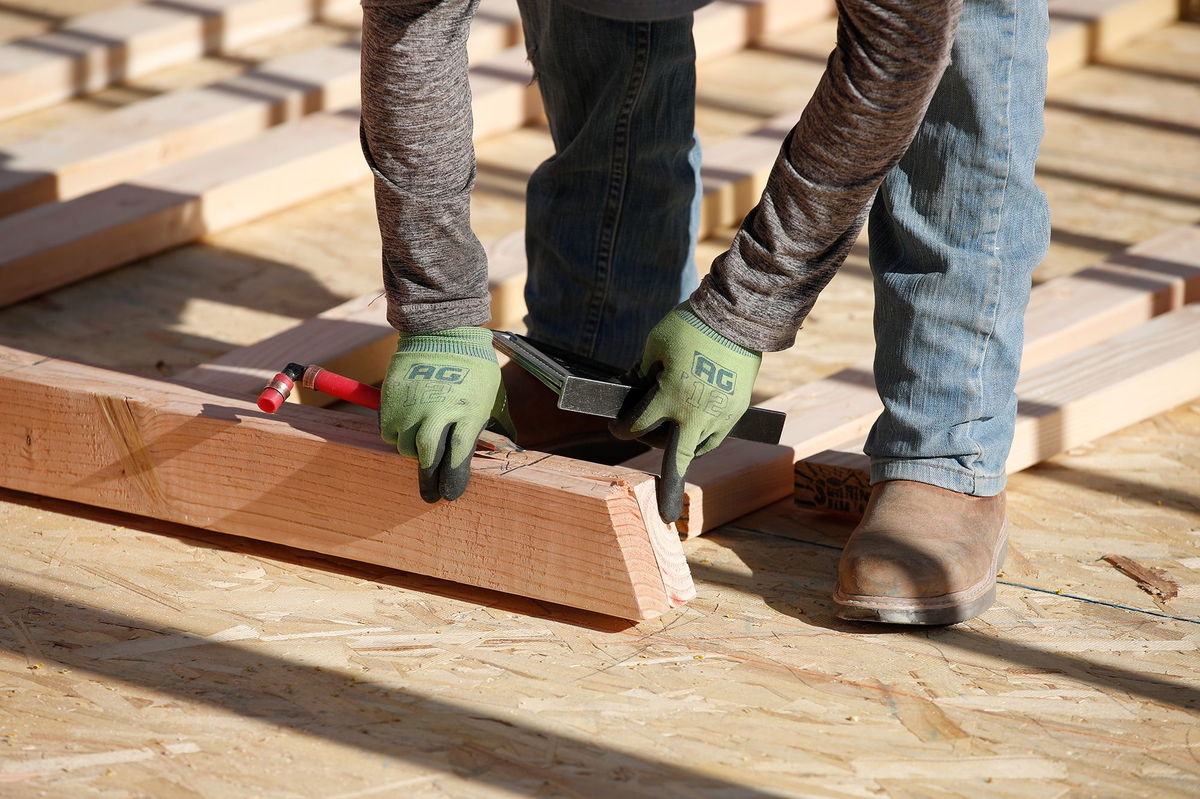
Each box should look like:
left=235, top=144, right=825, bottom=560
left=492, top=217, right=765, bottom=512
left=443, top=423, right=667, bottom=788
left=359, top=0, right=1050, bottom=625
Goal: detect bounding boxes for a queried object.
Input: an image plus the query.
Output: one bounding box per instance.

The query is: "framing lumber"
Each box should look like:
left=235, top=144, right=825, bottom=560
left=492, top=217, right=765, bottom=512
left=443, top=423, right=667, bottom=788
left=761, top=224, right=1200, bottom=457
left=0, top=1, right=525, bottom=219
left=175, top=231, right=528, bottom=403
left=0, top=49, right=540, bottom=307
left=0, top=109, right=370, bottom=306
left=1047, top=0, right=1180, bottom=78
left=0, top=40, right=364, bottom=217
left=0, top=0, right=362, bottom=121
left=0, top=344, right=693, bottom=620
left=793, top=303, right=1200, bottom=515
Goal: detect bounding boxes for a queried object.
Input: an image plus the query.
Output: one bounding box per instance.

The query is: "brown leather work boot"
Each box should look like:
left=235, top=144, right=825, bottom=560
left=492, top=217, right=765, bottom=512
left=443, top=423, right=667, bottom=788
left=501, top=362, right=648, bottom=463
left=832, top=480, right=1008, bottom=625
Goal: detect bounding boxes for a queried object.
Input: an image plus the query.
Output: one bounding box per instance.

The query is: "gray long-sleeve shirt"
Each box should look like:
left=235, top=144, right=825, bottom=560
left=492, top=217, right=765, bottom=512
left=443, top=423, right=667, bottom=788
left=691, top=0, right=961, bottom=351
left=361, top=0, right=961, bottom=351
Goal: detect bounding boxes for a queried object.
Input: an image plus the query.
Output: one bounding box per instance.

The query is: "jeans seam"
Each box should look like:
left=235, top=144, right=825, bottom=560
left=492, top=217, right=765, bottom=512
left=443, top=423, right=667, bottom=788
left=964, top=1, right=1018, bottom=490
left=580, top=22, right=652, bottom=357
left=872, top=457, right=1007, bottom=480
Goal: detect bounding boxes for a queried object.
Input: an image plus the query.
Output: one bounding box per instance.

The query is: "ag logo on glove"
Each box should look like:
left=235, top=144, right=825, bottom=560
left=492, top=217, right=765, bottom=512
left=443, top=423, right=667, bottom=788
left=692, top=352, right=735, bottom=393
left=406, top=364, right=469, bottom=383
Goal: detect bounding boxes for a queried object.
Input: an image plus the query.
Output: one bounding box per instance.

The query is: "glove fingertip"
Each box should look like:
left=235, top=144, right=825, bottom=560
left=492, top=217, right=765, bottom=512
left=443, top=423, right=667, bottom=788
left=415, top=424, right=452, bottom=503
left=657, top=477, right=684, bottom=523
left=441, top=459, right=471, bottom=501
left=417, top=464, right=442, bottom=504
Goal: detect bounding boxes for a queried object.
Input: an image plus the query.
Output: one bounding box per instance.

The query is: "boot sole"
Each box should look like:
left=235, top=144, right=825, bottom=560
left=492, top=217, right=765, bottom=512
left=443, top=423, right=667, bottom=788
left=831, top=520, right=1009, bottom=626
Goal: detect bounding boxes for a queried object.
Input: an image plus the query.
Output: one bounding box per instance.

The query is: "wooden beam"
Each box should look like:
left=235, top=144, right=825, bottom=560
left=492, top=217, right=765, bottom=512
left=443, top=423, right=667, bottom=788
left=759, top=224, right=1200, bottom=462
left=0, top=40, right=364, bottom=218
left=0, top=344, right=693, bottom=620
left=0, top=2, right=527, bottom=219
left=0, top=0, right=363, bottom=121
left=0, top=46, right=541, bottom=307
left=0, top=109, right=369, bottom=306
left=1047, top=0, right=1180, bottom=79
left=173, top=233, right=528, bottom=403
left=793, top=303, right=1200, bottom=515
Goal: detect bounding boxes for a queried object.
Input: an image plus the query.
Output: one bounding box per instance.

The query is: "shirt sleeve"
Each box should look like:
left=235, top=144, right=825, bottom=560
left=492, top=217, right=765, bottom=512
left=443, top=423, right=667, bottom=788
left=689, top=0, right=964, bottom=351
left=360, top=0, right=492, bottom=333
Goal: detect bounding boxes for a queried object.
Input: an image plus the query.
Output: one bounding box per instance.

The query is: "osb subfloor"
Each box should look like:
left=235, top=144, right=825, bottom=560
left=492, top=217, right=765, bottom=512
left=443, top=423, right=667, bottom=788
left=1, top=7, right=1198, bottom=798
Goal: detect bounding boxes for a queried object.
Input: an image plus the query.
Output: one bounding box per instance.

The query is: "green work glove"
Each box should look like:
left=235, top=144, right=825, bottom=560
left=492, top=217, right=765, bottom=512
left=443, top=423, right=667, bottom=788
left=380, top=326, right=514, bottom=504
left=610, top=303, right=761, bottom=523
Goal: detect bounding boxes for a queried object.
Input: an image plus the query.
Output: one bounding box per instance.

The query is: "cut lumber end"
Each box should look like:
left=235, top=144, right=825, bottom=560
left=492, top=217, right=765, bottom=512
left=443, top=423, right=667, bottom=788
left=793, top=447, right=871, bottom=517
left=630, top=478, right=697, bottom=613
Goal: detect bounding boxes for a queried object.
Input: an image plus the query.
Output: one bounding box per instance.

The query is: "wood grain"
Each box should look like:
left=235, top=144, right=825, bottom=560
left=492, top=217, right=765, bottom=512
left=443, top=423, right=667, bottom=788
left=0, top=344, right=693, bottom=620
left=0, top=0, right=362, bottom=121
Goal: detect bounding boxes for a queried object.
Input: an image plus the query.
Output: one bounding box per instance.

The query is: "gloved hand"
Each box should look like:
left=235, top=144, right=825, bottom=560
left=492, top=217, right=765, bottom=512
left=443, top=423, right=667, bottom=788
left=610, top=303, right=761, bottom=522
left=380, top=326, right=515, bottom=503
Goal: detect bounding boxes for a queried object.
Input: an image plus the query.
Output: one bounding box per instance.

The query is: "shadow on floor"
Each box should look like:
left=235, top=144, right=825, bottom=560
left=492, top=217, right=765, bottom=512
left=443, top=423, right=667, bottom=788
left=687, top=513, right=1200, bottom=713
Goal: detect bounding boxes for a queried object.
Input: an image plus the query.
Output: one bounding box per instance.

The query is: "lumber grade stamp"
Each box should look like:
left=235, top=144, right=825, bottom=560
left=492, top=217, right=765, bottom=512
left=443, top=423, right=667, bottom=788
left=0, top=345, right=693, bottom=620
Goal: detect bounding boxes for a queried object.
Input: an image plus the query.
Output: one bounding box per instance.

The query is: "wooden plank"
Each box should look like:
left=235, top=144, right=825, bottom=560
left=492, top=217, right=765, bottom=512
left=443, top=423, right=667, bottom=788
left=0, top=40, right=363, bottom=217
left=693, top=0, right=834, bottom=61
left=173, top=231, right=529, bottom=403
left=794, top=303, right=1200, bottom=515
left=0, top=344, right=693, bottom=620
left=0, top=109, right=369, bottom=306
left=0, top=47, right=541, bottom=307
left=1047, top=0, right=1179, bottom=79
left=0, top=0, right=364, bottom=121
left=0, top=2, right=526, bottom=218
left=761, top=223, right=1200, bottom=462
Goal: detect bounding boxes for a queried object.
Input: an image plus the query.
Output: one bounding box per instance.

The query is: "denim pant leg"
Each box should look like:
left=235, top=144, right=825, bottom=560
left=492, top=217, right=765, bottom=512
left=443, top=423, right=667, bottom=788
left=865, top=0, right=1051, bottom=496
left=516, top=0, right=702, bottom=369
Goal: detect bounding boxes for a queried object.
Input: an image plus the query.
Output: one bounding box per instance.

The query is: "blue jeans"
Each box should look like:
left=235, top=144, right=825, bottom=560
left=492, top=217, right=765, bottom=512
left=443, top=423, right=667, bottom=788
left=517, top=0, right=701, bottom=369
left=864, top=0, right=1050, bottom=495
left=519, top=0, right=1050, bottom=497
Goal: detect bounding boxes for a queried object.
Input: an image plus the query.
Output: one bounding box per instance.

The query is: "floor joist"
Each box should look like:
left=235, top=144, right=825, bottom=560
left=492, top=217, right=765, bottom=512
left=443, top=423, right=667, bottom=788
left=0, top=0, right=365, bottom=121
